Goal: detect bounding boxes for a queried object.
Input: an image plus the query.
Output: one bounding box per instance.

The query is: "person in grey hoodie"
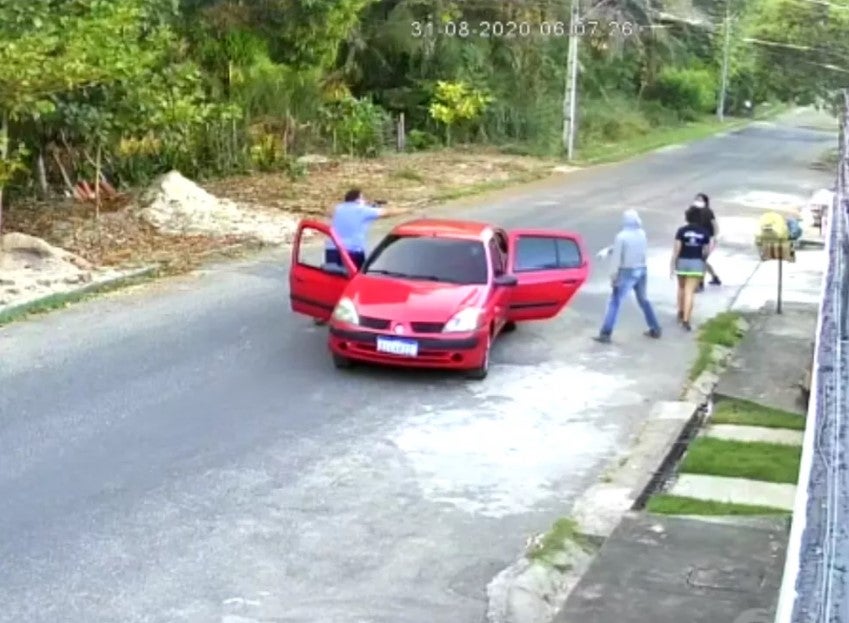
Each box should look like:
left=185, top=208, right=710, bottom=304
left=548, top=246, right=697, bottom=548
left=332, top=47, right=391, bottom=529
left=593, top=209, right=662, bottom=343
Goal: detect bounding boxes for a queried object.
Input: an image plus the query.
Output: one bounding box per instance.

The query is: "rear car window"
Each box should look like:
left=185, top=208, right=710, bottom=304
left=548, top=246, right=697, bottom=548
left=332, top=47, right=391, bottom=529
left=514, top=236, right=582, bottom=271
left=363, top=235, right=488, bottom=285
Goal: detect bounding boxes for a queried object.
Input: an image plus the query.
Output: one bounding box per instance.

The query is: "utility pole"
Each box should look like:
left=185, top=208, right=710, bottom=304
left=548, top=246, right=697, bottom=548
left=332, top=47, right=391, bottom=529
left=717, top=0, right=732, bottom=121
left=563, top=0, right=580, bottom=159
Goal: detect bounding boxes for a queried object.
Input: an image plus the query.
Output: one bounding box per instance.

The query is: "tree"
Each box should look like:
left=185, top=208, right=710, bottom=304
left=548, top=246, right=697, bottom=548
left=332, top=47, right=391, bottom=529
left=428, top=81, right=492, bottom=146
left=0, top=0, right=174, bottom=236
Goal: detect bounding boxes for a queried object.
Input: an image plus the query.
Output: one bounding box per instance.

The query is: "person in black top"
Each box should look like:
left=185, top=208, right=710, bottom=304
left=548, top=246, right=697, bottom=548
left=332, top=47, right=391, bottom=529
left=670, top=205, right=712, bottom=331
left=693, top=193, right=721, bottom=288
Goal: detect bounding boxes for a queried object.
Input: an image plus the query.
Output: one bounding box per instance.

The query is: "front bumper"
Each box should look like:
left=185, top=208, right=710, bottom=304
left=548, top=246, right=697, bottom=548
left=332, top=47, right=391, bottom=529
left=328, top=325, right=486, bottom=370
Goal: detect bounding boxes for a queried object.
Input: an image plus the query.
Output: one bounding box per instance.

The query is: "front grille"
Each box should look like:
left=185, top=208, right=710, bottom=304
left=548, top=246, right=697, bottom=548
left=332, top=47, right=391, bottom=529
left=358, top=316, right=445, bottom=333
left=359, top=315, right=391, bottom=330
left=410, top=321, right=445, bottom=333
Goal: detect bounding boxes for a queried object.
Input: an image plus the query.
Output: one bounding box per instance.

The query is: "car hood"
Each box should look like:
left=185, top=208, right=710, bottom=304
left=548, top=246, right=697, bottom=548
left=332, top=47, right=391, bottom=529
left=346, top=275, right=488, bottom=321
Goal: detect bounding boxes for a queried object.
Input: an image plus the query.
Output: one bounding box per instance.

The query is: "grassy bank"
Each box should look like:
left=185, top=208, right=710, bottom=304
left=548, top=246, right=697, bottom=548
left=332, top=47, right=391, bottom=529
left=711, top=397, right=806, bottom=430
left=646, top=494, right=788, bottom=516
left=575, top=103, right=789, bottom=165
left=679, top=437, right=802, bottom=484
left=689, top=311, right=746, bottom=381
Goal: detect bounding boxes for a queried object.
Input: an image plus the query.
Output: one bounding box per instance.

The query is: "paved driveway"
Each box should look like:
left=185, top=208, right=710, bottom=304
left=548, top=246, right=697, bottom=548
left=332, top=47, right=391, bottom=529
left=0, top=110, right=836, bottom=623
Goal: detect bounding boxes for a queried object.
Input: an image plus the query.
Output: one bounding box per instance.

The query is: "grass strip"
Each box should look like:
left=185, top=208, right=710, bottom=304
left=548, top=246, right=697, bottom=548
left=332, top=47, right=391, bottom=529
left=689, top=311, right=745, bottom=381
left=680, top=437, right=801, bottom=484
left=0, top=268, right=158, bottom=327
left=646, top=494, right=788, bottom=516
left=576, top=105, right=790, bottom=165
left=527, top=517, right=593, bottom=565
left=712, top=397, right=806, bottom=431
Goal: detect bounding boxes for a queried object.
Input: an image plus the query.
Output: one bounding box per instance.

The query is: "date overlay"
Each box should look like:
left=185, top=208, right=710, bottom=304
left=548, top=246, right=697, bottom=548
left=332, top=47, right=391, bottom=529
left=411, top=19, right=644, bottom=39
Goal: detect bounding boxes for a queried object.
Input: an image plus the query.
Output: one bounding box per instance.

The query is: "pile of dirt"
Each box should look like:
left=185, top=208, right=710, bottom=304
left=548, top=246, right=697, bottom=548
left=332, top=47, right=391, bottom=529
left=138, top=171, right=300, bottom=245
left=0, top=232, right=95, bottom=307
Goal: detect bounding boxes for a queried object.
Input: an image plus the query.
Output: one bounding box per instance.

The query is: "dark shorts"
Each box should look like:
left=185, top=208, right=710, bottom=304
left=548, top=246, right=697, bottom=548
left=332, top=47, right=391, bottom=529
left=325, top=248, right=365, bottom=270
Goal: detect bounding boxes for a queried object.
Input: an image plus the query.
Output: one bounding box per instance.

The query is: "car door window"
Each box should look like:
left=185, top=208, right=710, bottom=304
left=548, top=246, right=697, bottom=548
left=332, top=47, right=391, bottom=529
left=488, top=238, right=505, bottom=275
left=514, top=236, right=559, bottom=271
left=513, top=235, right=582, bottom=271
left=555, top=238, right=582, bottom=268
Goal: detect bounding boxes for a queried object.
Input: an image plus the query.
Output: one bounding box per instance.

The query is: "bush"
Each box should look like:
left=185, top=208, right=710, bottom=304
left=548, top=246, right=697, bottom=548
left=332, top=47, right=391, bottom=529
left=319, top=96, right=389, bottom=157
left=579, top=97, right=652, bottom=145
left=648, top=68, right=717, bottom=120
left=407, top=129, right=440, bottom=150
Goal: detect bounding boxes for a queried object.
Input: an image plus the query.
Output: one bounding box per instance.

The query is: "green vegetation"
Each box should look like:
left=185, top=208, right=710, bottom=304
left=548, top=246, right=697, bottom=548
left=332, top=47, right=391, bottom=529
left=0, top=0, right=845, bottom=233
left=712, top=398, right=806, bottom=431
left=646, top=494, right=788, bottom=516
left=689, top=312, right=745, bottom=380
left=680, top=437, right=802, bottom=484
left=527, top=517, right=593, bottom=565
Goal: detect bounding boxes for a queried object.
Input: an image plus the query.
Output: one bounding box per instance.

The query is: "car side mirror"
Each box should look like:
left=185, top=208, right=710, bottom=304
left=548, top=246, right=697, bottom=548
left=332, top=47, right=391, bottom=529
left=493, top=274, right=518, bottom=287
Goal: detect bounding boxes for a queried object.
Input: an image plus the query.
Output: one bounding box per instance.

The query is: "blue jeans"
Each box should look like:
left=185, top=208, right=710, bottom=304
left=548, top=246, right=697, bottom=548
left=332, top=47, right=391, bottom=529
left=600, top=267, right=661, bottom=335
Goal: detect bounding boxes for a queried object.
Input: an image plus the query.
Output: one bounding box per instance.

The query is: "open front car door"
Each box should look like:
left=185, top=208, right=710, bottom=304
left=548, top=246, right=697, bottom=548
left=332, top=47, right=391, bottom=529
left=505, top=229, right=589, bottom=322
left=289, top=219, right=356, bottom=321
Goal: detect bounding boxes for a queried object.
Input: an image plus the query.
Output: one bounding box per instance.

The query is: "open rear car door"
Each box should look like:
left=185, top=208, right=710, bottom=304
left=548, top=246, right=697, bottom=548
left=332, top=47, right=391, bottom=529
left=505, top=229, right=589, bottom=322
left=289, top=219, right=357, bottom=321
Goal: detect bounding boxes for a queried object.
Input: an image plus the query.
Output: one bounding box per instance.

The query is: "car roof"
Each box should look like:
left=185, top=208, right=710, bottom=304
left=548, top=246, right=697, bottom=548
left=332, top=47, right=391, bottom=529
left=390, top=218, right=495, bottom=241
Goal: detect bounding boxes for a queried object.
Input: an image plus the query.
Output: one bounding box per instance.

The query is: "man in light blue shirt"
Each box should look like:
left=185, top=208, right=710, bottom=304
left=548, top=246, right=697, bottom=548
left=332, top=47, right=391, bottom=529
left=325, top=188, right=409, bottom=269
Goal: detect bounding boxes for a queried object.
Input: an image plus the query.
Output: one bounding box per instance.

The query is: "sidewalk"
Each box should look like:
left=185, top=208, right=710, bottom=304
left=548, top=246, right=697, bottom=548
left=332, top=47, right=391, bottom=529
left=554, top=250, right=823, bottom=623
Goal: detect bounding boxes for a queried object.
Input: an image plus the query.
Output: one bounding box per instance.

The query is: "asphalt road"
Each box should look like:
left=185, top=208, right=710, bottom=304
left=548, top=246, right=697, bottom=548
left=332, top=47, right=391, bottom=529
left=0, top=110, right=836, bottom=623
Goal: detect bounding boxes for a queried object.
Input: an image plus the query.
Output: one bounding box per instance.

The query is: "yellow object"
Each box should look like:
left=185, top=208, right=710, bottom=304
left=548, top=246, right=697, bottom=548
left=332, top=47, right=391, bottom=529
left=757, top=211, right=789, bottom=241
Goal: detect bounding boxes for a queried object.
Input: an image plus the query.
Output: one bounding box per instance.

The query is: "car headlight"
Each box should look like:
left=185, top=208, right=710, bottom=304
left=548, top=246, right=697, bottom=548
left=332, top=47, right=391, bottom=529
left=442, top=308, right=482, bottom=333
left=331, top=297, right=359, bottom=325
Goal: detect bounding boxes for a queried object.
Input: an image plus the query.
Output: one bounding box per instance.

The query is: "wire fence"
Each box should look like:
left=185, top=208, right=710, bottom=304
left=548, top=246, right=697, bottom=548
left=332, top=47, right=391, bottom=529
left=774, top=88, right=849, bottom=623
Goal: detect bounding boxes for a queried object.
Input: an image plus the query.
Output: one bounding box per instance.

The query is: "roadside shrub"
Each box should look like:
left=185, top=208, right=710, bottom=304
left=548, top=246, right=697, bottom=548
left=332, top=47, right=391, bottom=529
left=407, top=129, right=441, bottom=151
left=319, top=96, right=389, bottom=157
left=647, top=68, right=717, bottom=120
left=579, top=97, right=652, bottom=145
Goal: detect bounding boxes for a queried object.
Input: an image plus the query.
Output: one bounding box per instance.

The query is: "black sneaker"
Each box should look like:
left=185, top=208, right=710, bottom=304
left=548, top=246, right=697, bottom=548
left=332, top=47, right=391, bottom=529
left=593, top=333, right=612, bottom=343
left=696, top=283, right=705, bottom=293
left=645, top=329, right=662, bottom=339
left=710, top=276, right=722, bottom=285
left=682, top=321, right=692, bottom=331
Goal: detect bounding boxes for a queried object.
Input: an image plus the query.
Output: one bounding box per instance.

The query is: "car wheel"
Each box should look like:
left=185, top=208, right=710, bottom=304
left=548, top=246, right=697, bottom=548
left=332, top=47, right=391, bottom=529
left=466, top=335, right=491, bottom=380
left=502, top=321, right=517, bottom=333
left=332, top=352, right=354, bottom=369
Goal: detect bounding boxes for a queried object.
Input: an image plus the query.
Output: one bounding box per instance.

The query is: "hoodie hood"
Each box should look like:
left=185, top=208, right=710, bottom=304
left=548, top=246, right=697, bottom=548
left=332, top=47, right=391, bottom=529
left=622, top=209, right=642, bottom=229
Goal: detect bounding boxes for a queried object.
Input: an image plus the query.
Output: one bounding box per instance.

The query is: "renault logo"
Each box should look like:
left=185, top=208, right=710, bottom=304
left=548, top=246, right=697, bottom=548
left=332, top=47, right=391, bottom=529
left=394, top=325, right=405, bottom=334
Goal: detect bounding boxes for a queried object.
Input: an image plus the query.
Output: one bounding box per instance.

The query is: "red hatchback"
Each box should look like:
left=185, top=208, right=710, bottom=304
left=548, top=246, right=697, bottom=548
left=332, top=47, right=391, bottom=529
left=289, top=218, right=590, bottom=379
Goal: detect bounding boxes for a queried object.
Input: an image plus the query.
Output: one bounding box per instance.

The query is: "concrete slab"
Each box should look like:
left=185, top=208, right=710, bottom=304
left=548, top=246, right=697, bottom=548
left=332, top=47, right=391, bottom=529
left=703, top=424, right=804, bottom=446
left=572, top=401, right=698, bottom=538
left=715, top=303, right=819, bottom=415
left=669, top=474, right=796, bottom=511
left=556, top=513, right=788, bottom=623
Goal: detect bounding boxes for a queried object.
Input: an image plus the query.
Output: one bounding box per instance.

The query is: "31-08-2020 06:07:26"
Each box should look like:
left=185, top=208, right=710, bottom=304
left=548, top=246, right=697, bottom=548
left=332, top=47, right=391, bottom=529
left=410, top=18, right=645, bottom=39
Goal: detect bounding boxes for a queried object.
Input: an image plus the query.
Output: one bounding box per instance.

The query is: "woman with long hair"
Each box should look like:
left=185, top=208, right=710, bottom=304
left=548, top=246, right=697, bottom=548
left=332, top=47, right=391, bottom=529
left=671, top=205, right=712, bottom=330
left=693, top=192, right=721, bottom=288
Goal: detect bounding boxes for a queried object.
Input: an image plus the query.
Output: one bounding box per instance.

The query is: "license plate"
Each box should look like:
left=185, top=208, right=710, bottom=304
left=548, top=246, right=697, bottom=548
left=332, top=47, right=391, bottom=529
left=376, top=337, right=419, bottom=357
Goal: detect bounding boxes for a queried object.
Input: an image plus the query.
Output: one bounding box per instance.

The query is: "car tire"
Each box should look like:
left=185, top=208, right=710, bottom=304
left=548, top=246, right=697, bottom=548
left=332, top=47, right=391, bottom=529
left=332, top=352, right=354, bottom=369
left=502, top=321, right=517, bottom=333
left=466, top=336, right=491, bottom=380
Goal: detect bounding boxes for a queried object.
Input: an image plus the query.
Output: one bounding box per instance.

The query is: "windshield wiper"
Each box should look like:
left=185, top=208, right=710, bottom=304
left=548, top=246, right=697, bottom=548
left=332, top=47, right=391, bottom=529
left=365, top=269, right=412, bottom=278
left=403, top=274, right=464, bottom=283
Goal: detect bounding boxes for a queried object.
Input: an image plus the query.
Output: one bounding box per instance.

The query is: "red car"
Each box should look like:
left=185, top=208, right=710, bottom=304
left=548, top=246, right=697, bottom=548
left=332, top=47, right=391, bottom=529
left=289, top=218, right=590, bottom=379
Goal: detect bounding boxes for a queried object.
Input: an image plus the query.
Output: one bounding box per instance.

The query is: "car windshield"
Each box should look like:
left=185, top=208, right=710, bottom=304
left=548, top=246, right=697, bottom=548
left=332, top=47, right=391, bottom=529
left=363, top=235, right=488, bottom=285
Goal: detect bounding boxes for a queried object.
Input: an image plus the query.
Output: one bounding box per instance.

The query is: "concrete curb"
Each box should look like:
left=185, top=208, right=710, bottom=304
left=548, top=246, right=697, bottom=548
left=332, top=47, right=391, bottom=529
left=0, top=265, right=159, bottom=326
left=485, top=400, right=701, bottom=623
left=485, top=318, right=754, bottom=623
